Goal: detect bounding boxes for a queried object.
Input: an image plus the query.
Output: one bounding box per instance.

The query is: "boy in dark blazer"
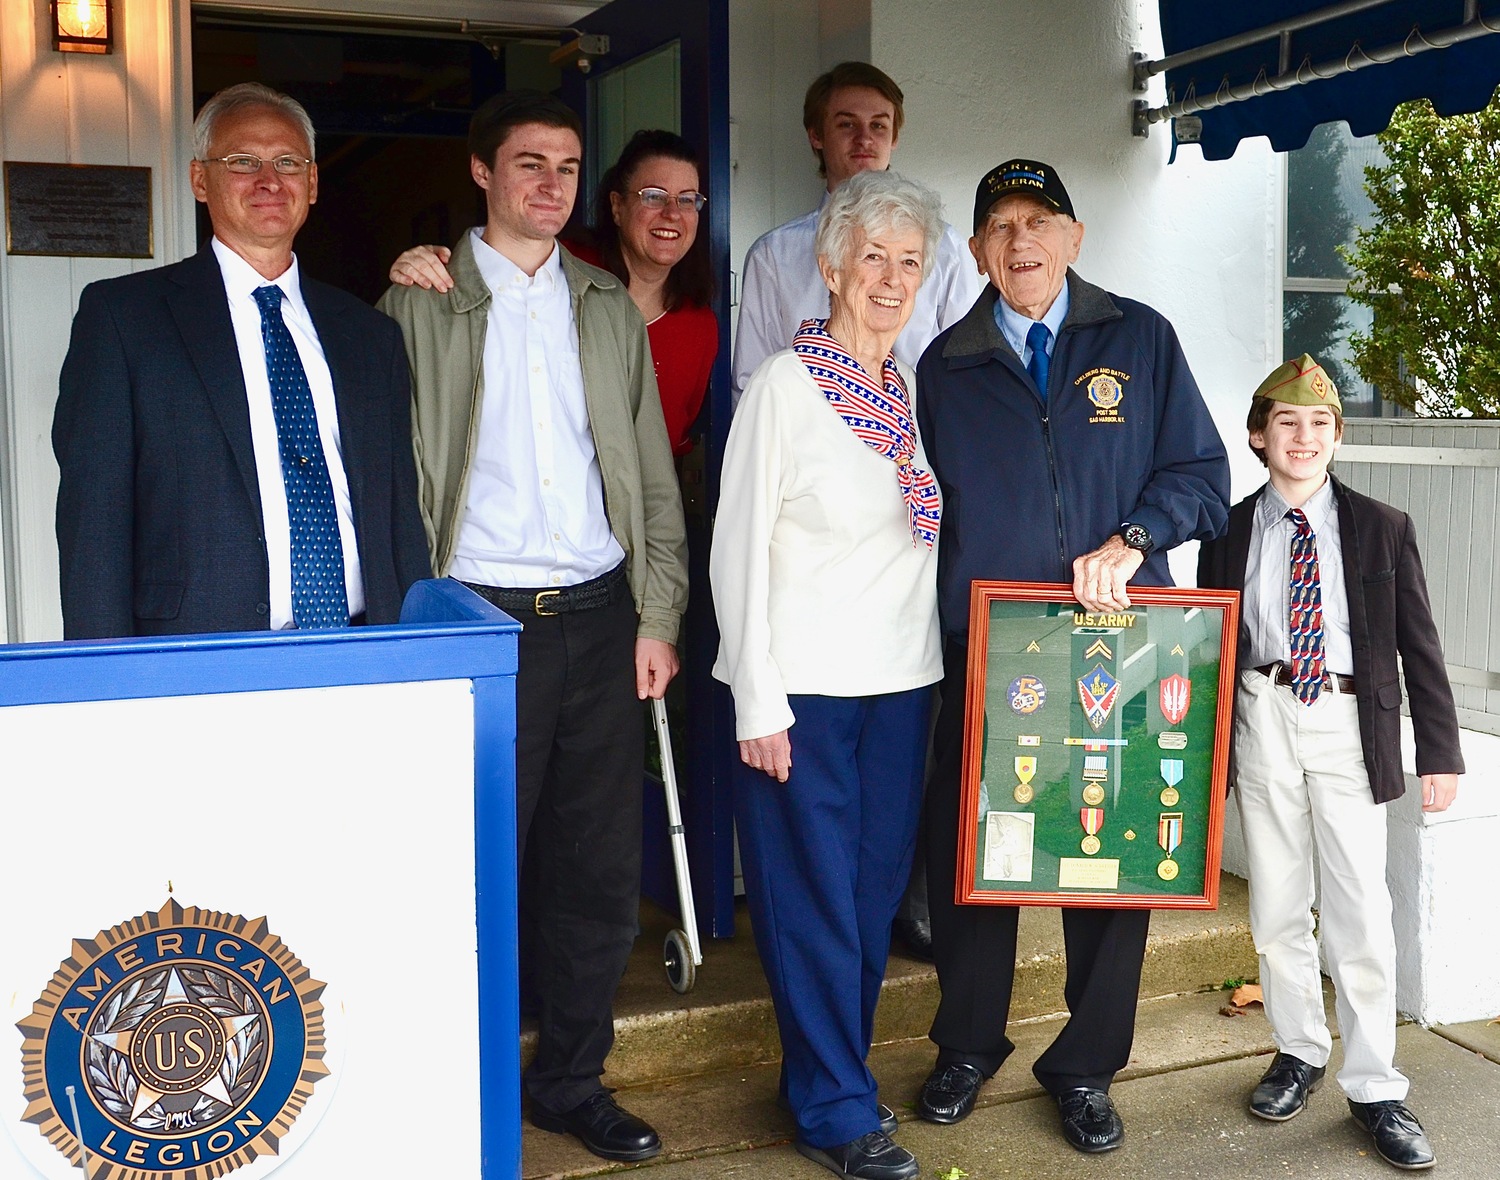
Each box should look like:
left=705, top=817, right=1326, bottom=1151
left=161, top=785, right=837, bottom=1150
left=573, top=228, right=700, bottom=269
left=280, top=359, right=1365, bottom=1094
left=1198, top=355, right=1463, bottom=1172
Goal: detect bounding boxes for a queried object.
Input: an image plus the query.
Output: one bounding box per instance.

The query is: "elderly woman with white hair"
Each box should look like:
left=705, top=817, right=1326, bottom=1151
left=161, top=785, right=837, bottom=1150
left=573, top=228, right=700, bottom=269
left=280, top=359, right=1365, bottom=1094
left=710, top=170, right=945, bottom=1180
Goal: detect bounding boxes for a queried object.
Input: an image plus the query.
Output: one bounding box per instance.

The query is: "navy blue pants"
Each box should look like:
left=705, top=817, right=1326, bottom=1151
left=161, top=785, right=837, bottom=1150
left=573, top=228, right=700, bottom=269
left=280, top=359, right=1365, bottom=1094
left=733, top=688, right=932, bottom=1149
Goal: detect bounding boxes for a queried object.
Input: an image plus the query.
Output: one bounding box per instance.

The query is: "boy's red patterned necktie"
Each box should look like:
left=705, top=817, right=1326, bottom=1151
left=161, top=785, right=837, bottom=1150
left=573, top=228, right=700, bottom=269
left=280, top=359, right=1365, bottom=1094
left=1286, top=507, right=1325, bottom=704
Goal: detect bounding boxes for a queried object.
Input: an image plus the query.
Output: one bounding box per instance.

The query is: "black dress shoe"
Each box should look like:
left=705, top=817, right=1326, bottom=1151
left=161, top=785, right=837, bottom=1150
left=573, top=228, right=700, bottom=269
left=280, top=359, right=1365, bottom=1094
left=892, top=916, right=934, bottom=963
left=796, top=1130, right=919, bottom=1179
left=775, top=1093, right=898, bottom=1135
left=529, top=1090, right=662, bottom=1162
left=916, top=1062, right=986, bottom=1124
left=1056, top=1087, right=1124, bottom=1153
left=1249, top=1052, right=1326, bottom=1121
left=1348, top=1099, right=1436, bottom=1170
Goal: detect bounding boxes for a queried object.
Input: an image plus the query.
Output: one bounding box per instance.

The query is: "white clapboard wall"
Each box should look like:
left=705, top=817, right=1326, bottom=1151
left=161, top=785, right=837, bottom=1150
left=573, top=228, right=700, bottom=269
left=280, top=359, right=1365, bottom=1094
left=1334, top=420, right=1500, bottom=737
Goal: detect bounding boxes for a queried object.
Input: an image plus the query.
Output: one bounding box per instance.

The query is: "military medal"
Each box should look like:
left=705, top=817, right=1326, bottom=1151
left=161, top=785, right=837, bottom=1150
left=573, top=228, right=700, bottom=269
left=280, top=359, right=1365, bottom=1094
left=1160, top=758, right=1183, bottom=806
left=1014, top=755, right=1037, bottom=805
left=1082, top=782, right=1105, bottom=806
left=1158, top=812, right=1183, bottom=880
left=1082, top=755, right=1108, bottom=781
left=1080, top=807, right=1104, bottom=855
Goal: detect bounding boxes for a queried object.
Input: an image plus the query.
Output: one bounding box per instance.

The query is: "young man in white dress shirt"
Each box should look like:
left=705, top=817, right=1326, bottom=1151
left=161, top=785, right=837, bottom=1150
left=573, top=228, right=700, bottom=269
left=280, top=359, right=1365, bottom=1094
left=378, top=91, right=688, bottom=1163
left=731, top=62, right=983, bottom=409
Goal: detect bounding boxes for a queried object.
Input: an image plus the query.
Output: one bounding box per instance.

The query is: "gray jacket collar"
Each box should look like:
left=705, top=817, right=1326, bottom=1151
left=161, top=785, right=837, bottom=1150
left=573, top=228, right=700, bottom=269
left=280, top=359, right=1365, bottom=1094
left=942, top=269, right=1122, bottom=361
left=447, top=230, right=623, bottom=314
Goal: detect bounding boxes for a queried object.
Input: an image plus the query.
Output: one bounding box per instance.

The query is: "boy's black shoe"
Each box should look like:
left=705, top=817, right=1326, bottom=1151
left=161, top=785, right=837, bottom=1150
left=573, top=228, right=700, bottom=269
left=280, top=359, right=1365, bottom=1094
left=1348, top=1099, right=1437, bottom=1170
left=1249, top=1053, right=1326, bottom=1120
left=529, top=1090, right=661, bottom=1161
left=1056, top=1087, right=1124, bottom=1152
left=795, top=1130, right=919, bottom=1179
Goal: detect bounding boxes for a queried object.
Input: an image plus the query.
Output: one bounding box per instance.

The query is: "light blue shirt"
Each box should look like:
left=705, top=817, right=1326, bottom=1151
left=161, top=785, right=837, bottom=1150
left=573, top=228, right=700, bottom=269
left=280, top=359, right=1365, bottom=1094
left=994, top=281, right=1070, bottom=372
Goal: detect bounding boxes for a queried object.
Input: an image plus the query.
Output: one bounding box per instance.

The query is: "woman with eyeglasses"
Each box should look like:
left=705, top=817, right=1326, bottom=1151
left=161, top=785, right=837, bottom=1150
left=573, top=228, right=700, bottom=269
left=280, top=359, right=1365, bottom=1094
left=389, top=129, right=717, bottom=457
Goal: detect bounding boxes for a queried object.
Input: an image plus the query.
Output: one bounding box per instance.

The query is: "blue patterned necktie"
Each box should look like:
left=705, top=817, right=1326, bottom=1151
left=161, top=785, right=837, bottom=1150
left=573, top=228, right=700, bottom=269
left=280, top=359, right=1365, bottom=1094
left=253, top=284, right=348, bottom=630
left=1286, top=507, right=1325, bottom=704
left=1026, top=321, right=1052, bottom=398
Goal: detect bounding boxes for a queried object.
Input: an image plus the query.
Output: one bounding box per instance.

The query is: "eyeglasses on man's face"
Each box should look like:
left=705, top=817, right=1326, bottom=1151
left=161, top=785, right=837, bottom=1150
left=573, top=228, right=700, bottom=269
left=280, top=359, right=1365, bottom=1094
left=635, top=187, right=706, bottom=212
left=202, top=154, right=314, bottom=175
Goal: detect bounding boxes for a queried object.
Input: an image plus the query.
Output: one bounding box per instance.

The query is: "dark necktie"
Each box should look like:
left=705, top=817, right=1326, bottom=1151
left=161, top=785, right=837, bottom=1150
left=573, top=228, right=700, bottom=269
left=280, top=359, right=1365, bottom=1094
left=253, top=284, right=348, bottom=630
left=1026, top=321, right=1052, bottom=398
left=1286, top=507, right=1325, bottom=704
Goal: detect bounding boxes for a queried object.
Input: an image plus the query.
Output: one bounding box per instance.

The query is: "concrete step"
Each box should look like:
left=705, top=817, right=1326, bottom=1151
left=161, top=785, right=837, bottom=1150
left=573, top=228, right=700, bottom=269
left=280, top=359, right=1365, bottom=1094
left=521, top=872, right=1257, bottom=1091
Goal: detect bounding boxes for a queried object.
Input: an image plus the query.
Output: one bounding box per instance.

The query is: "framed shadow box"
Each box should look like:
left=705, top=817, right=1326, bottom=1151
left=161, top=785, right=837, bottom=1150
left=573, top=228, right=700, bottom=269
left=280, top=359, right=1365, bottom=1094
left=957, top=581, right=1240, bottom=909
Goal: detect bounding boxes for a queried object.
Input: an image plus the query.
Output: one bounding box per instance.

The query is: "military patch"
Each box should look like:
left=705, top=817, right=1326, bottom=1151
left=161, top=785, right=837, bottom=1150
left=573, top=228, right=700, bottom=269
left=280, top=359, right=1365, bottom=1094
left=1074, top=366, right=1129, bottom=424
left=17, top=899, right=328, bottom=1179
left=1160, top=674, right=1192, bottom=727
left=1008, top=675, right=1047, bottom=716
left=1077, top=664, right=1120, bottom=732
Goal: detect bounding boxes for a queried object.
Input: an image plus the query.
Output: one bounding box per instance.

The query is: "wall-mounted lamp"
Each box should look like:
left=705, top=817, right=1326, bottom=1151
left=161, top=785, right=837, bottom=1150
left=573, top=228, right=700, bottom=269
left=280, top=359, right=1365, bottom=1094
left=52, top=0, right=113, bottom=54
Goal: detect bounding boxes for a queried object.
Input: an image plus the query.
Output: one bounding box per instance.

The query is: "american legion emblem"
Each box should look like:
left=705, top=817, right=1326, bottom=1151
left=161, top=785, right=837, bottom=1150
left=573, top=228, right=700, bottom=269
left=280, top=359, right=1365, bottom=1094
left=17, top=900, right=328, bottom=1179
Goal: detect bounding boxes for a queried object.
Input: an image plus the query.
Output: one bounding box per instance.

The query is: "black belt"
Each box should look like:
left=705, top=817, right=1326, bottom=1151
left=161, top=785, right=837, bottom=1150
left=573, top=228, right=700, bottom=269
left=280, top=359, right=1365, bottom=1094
left=1255, top=663, right=1356, bottom=695
left=460, top=563, right=627, bottom=617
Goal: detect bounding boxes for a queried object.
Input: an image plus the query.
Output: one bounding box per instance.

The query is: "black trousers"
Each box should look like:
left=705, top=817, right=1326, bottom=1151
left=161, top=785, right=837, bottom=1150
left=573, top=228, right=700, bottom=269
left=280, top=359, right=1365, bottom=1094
left=515, top=593, right=643, bottom=1111
left=925, top=642, right=1150, bottom=1094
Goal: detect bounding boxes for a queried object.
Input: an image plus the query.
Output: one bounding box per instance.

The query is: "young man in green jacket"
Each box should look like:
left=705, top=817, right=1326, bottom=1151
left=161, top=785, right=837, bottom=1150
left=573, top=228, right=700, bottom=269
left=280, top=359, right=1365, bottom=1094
left=379, top=91, right=687, bottom=1163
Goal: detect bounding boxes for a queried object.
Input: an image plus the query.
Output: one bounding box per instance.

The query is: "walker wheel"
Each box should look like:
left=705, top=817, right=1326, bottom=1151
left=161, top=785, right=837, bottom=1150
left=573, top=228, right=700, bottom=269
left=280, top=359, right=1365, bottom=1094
left=664, top=929, right=696, bottom=994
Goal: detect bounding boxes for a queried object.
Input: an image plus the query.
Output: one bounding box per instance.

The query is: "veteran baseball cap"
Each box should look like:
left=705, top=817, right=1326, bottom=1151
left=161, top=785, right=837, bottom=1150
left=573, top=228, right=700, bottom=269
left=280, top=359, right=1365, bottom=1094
left=1252, top=353, right=1342, bottom=411
left=973, top=159, right=1075, bottom=230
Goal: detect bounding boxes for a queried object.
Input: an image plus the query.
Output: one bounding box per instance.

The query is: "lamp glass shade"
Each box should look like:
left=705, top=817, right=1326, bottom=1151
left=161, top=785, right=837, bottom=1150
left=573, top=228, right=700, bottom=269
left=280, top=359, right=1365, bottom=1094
left=54, top=0, right=112, bottom=54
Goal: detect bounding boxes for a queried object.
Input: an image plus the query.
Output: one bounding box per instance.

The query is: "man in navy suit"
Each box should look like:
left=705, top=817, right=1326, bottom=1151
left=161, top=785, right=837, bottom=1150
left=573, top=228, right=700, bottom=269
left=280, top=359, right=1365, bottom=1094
left=53, top=82, right=429, bottom=639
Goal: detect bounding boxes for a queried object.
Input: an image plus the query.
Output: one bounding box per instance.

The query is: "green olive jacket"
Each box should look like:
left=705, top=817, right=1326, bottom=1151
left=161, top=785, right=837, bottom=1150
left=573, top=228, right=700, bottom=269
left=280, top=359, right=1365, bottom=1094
left=377, top=233, right=687, bottom=644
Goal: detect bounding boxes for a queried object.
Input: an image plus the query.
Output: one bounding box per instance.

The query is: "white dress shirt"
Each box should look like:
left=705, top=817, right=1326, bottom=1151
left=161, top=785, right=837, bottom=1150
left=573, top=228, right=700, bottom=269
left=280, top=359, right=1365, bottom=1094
left=213, top=238, right=364, bottom=630
left=711, top=351, right=942, bottom=740
left=450, top=231, right=625, bottom=589
left=731, top=194, right=984, bottom=406
left=1242, top=476, right=1353, bottom=676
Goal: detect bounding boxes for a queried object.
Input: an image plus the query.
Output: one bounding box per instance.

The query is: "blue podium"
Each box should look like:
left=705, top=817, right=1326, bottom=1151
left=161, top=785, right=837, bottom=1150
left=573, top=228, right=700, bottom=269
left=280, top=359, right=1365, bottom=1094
left=0, top=580, right=521, bottom=1180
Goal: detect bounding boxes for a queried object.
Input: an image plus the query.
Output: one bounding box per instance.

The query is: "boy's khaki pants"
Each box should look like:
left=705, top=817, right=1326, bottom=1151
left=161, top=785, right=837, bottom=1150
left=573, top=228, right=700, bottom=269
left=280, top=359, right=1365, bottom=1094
left=1233, top=667, right=1408, bottom=1103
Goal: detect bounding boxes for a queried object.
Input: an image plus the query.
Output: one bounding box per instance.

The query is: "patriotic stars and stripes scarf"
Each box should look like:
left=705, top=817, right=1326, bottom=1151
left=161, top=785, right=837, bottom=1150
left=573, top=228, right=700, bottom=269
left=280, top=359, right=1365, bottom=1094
left=791, top=318, right=941, bottom=549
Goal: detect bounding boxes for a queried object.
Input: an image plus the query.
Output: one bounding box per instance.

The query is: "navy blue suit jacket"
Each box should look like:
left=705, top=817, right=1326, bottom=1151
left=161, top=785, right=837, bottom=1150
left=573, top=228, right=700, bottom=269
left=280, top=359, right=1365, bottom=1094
left=53, top=246, right=431, bottom=638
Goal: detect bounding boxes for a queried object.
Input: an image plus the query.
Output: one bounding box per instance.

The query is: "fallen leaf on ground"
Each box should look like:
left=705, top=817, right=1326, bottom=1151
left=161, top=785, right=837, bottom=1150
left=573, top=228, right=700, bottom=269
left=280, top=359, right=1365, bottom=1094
left=1230, top=983, right=1264, bottom=1007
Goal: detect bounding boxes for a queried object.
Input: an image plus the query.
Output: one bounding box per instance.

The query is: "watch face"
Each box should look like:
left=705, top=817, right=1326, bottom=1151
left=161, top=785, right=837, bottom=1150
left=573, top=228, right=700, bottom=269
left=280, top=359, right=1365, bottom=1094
left=1122, top=524, right=1151, bottom=551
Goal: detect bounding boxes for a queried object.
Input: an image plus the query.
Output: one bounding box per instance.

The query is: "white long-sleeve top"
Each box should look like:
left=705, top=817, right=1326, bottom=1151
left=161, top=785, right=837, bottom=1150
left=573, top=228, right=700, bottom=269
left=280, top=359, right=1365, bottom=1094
left=731, top=198, right=984, bottom=408
left=710, top=350, right=943, bottom=741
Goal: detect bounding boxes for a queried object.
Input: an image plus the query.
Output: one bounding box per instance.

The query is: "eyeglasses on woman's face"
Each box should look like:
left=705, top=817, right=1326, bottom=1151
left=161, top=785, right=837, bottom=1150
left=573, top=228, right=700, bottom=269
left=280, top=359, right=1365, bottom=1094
left=635, top=187, right=706, bottom=212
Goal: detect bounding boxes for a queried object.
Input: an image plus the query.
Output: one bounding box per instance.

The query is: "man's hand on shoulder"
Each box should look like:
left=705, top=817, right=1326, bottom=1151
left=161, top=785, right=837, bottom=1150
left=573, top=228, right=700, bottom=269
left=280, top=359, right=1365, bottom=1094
left=635, top=637, right=680, bottom=700
left=1072, top=535, right=1145, bottom=612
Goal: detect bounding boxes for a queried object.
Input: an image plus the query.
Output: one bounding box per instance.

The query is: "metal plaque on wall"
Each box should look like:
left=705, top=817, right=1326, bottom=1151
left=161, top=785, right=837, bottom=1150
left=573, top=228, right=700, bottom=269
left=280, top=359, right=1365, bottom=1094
left=4, top=162, right=152, bottom=258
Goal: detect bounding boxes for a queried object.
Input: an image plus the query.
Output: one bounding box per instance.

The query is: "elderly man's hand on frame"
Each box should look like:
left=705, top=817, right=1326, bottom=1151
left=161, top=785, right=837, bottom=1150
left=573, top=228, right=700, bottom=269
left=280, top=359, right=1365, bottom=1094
left=1072, top=534, right=1144, bottom=612
left=740, top=731, right=792, bottom=783
left=389, top=244, right=455, bottom=292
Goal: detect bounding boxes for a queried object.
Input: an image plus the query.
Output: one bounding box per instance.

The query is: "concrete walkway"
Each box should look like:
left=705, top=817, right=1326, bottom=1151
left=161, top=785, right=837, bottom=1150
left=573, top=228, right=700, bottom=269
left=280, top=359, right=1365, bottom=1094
left=523, top=989, right=1500, bottom=1180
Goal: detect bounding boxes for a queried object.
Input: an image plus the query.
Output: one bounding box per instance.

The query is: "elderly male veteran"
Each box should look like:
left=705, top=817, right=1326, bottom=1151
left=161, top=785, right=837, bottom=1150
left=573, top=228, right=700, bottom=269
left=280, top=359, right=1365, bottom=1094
left=377, top=91, right=687, bottom=1164
left=53, top=82, right=430, bottom=639
left=913, top=160, right=1230, bottom=1153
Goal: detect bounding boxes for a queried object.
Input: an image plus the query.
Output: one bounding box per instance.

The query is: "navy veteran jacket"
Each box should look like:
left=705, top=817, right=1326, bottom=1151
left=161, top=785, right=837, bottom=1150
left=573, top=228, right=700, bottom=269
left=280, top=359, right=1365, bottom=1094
left=1198, top=473, right=1464, bottom=804
left=916, top=271, right=1230, bottom=640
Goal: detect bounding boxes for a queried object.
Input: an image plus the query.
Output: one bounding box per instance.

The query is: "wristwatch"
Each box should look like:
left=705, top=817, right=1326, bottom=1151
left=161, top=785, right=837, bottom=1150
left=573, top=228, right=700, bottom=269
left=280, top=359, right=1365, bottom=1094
left=1117, top=522, right=1153, bottom=555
